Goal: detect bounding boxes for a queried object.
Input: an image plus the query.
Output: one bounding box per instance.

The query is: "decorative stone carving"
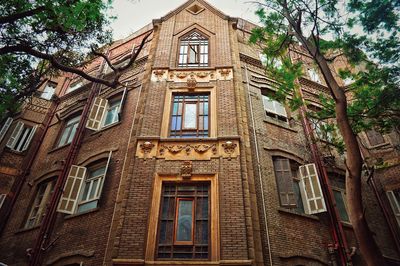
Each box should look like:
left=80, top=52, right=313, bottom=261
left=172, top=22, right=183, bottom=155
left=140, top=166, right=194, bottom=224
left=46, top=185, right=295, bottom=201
left=175, top=72, right=189, bottom=79
left=139, top=141, right=155, bottom=160
left=192, top=144, right=217, bottom=154
left=187, top=77, right=197, bottom=88
left=196, top=72, right=210, bottom=78
left=222, top=141, right=237, bottom=160
left=159, top=144, right=186, bottom=155
left=181, top=161, right=193, bottom=179
left=151, top=69, right=167, bottom=81
left=219, top=69, right=231, bottom=79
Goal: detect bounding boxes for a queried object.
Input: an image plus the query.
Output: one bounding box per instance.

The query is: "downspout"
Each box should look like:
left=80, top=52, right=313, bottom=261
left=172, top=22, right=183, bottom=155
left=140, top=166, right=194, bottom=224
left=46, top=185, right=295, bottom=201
left=0, top=97, right=60, bottom=235
left=29, top=57, right=108, bottom=266
left=296, top=86, right=351, bottom=265
left=244, top=65, right=273, bottom=266
left=362, top=156, right=400, bottom=253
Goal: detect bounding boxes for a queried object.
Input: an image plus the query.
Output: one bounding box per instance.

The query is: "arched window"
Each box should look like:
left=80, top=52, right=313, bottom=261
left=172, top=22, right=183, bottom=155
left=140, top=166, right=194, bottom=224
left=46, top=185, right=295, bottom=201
left=178, top=31, right=208, bottom=67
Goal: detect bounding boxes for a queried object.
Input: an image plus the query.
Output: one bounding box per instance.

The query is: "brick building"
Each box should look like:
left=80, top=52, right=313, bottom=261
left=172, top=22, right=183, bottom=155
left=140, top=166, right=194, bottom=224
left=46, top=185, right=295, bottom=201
left=0, top=1, right=399, bottom=265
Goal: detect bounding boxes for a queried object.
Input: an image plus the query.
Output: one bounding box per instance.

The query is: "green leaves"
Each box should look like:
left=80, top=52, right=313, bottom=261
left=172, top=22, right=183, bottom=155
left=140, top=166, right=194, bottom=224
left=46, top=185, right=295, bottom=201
left=0, top=0, right=114, bottom=117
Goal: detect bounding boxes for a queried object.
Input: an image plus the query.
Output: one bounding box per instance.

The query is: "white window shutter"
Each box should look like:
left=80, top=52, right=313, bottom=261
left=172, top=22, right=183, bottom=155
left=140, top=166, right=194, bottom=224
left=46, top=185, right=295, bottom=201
left=0, top=117, right=13, bottom=143
left=262, top=95, right=275, bottom=113
left=95, top=151, right=112, bottom=200
left=86, top=97, right=108, bottom=130
left=118, top=87, right=127, bottom=119
left=299, top=163, right=327, bottom=214
left=275, top=102, right=287, bottom=117
left=386, top=191, right=400, bottom=226
left=57, top=165, right=87, bottom=214
left=21, top=125, right=37, bottom=152
left=6, top=121, right=24, bottom=148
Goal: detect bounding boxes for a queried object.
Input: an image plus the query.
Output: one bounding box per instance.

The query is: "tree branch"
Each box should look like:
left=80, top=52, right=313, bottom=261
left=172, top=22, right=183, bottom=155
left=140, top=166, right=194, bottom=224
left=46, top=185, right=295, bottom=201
left=0, top=6, right=46, bottom=24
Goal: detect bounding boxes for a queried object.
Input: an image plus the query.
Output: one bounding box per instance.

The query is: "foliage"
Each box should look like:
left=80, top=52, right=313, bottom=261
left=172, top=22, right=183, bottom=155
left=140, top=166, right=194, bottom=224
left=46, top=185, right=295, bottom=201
left=250, top=0, right=399, bottom=141
left=0, top=0, right=114, bottom=117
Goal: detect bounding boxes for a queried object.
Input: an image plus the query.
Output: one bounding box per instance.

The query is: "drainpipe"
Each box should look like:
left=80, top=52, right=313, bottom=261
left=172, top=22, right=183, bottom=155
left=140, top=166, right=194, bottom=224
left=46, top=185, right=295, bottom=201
left=0, top=97, right=60, bottom=235
left=296, top=87, right=351, bottom=266
left=29, top=57, right=108, bottom=266
left=244, top=65, right=273, bottom=266
left=362, top=154, right=400, bottom=253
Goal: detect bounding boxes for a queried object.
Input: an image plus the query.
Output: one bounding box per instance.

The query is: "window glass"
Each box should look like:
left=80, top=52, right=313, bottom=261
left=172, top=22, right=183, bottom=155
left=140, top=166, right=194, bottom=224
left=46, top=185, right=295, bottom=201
left=157, top=184, right=209, bottom=259
left=103, top=99, right=121, bottom=126
left=26, top=179, right=55, bottom=228
left=333, top=190, right=350, bottom=222
left=58, top=116, right=80, bottom=147
left=41, top=82, right=57, bottom=100
left=262, top=94, right=288, bottom=122
left=308, top=68, right=321, bottom=83
left=170, top=94, right=209, bottom=138
left=77, top=165, right=106, bottom=213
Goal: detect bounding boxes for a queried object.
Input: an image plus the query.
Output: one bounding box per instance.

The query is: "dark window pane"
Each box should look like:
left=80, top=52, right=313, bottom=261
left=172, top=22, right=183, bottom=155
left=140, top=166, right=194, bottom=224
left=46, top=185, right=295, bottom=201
left=333, top=190, right=350, bottom=222
left=176, top=200, right=193, bottom=242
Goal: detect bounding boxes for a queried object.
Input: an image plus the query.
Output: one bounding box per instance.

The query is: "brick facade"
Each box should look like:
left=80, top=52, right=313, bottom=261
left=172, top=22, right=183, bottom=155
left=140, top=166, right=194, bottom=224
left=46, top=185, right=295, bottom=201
left=0, top=1, right=399, bottom=266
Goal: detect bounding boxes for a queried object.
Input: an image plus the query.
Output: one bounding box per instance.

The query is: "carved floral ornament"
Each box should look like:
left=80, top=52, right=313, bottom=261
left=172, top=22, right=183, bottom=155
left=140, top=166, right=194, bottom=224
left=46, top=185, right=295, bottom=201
left=136, top=140, right=239, bottom=160
left=152, top=68, right=231, bottom=83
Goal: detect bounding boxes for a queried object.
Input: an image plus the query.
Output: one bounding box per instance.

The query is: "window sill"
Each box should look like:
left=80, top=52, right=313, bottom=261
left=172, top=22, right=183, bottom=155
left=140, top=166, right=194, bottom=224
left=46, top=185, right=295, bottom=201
left=48, top=143, right=71, bottom=154
left=15, top=224, right=40, bottom=234
left=263, top=119, right=297, bottom=133
left=64, top=207, right=100, bottom=220
left=367, top=142, right=392, bottom=150
left=341, top=221, right=353, bottom=228
left=278, top=207, right=319, bottom=221
left=90, top=121, right=122, bottom=136
left=3, top=147, right=26, bottom=155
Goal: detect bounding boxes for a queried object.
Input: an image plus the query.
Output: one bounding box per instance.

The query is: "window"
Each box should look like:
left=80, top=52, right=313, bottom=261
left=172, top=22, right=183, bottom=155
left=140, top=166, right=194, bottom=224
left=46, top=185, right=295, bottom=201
left=6, top=121, right=37, bottom=152
left=273, top=158, right=304, bottom=213
left=58, top=115, right=80, bottom=147
left=170, top=94, right=209, bottom=138
left=262, top=94, right=288, bottom=122
left=0, top=117, right=13, bottom=143
left=41, top=82, right=57, bottom=100
left=386, top=189, right=400, bottom=227
left=307, top=68, right=321, bottom=83
left=366, top=130, right=385, bottom=146
left=273, top=157, right=326, bottom=215
left=66, top=81, right=83, bottom=94
left=333, top=189, right=350, bottom=223
left=0, top=193, right=6, bottom=209
left=25, top=179, right=55, bottom=228
left=178, top=31, right=208, bottom=67
left=86, top=91, right=126, bottom=131
left=310, top=118, right=335, bottom=142
left=57, top=152, right=112, bottom=215
left=157, top=183, right=209, bottom=259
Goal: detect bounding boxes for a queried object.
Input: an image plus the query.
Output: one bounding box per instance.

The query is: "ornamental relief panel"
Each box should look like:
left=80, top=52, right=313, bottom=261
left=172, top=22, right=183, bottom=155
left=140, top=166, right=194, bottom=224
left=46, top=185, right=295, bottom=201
left=136, top=139, right=239, bottom=160
left=150, top=68, right=233, bottom=83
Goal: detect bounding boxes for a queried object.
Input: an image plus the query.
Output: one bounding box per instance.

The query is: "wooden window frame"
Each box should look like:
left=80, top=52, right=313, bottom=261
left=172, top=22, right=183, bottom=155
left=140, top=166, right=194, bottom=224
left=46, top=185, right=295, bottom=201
left=386, top=190, right=400, bottom=227
left=6, top=121, right=37, bottom=152
left=57, top=115, right=81, bottom=147
left=169, top=93, right=210, bottom=138
left=365, top=130, right=386, bottom=147
left=332, top=188, right=350, bottom=223
left=25, top=179, right=55, bottom=228
left=261, top=94, right=288, bottom=123
left=178, top=31, right=209, bottom=68
left=145, top=175, right=220, bottom=262
left=173, top=197, right=195, bottom=246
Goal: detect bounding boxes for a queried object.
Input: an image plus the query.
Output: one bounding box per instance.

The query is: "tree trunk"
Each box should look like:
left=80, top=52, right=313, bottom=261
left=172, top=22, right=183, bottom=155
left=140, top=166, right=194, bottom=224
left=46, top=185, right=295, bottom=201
left=317, top=54, right=386, bottom=266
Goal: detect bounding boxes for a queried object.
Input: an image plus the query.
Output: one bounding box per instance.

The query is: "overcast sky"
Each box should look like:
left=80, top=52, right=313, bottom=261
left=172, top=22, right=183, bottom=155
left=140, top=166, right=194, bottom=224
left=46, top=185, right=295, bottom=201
left=109, top=0, right=260, bottom=39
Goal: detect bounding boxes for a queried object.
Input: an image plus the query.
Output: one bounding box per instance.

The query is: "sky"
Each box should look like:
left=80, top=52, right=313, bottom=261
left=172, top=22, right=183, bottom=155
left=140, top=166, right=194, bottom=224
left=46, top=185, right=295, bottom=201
left=109, top=0, right=260, bottom=39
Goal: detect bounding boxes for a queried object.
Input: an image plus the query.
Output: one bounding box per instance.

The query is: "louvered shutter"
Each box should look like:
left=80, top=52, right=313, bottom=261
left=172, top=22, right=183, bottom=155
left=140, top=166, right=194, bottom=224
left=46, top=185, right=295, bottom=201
left=86, top=97, right=108, bottom=130
left=262, top=95, right=275, bottom=113
left=118, top=87, right=127, bottom=119
left=0, top=117, right=13, bottom=143
left=57, top=165, right=87, bottom=214
left=21, top=125, right=37, bottom=151
left=6, top=121, right=24, bottom=148
left=95, top=151, right=112, bottom=200
left=273, top=158, right=296, bottom=207
left=386, top=190, right=400, bottom=226
left=299, top=163, right=327, bottom=214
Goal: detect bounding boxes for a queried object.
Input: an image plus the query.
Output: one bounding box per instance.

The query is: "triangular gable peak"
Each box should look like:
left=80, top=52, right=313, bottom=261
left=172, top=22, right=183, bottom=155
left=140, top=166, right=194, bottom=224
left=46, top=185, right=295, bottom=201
left=160, top=0, right=230, bottom=22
